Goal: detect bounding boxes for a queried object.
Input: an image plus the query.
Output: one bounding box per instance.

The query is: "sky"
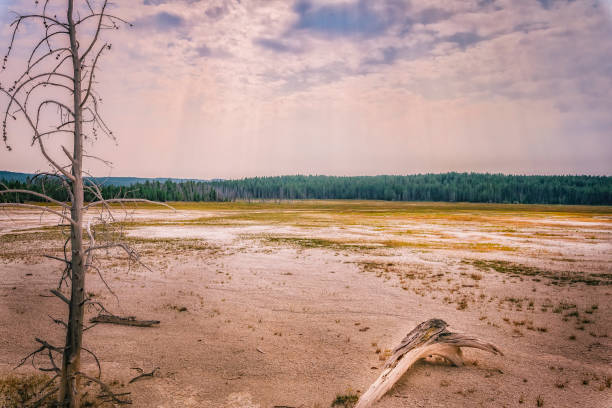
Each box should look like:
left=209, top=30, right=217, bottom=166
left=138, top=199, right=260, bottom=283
left=0, top=0, right=611, bottom=178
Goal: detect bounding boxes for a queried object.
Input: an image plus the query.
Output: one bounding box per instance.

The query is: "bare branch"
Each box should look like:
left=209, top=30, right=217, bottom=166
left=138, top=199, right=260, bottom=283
left=15, top=337, right=63, bottom=370
left=30, top=384, right=59, bottom=408
left=87, top=97, right=114, bottom=139
left=61, top=144, right=75, bottom=162
left=80, top=0, right=108, bottom=61
left=43, top=254, right=71, bottom=264
left=11, top=14, right=67, bottom=29
left=50, top=289, right=70, bottom=304
left=30, top=172, right=74, bottom=202
left=129, top=367, right=159, bottom=384
left=24, top=80, right=74, bottom=112
left=84, top=198, right=176, bottom=211
left=83, top=153, right=113, bottom=167
left=35, top=128, right=74, bottom=139
left=81, top=44, right=107, bottom=107
left=77, top=13, right=132, bottom=28
left=0, top=188, right=70, bottom=208
left=37, top=99, right=75, bottom=119
left=26, top=31, right=70, bottom=71
left=82, top=347, right=102, bottom=379
left=6, top=71, right=74, bottom=100
left=48, top=314, right=68, bottom=328
left=8, top=47, right=71, bottom=95
left=0, top=203, right=75, bottom=225
left=78, top=373, right=132, bottom=405
left=90, top=314, right=160, bottom=328
left=2, top=14, right=64, bottom=71
left=0, top=87, right=75, bottom=180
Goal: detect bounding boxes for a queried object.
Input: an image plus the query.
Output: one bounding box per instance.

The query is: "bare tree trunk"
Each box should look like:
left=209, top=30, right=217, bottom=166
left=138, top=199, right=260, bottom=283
left=59, top=1, right=84, bottom=406
left=2, top=2, right=157, bottom=405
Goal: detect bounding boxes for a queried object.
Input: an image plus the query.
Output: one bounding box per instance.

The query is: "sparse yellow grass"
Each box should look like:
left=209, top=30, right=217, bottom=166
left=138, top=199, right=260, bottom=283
left=3, top=200, right=611, bottom=265
left=381, top=240, right=516, bottom=252
left=260, top=236, right=377, bottom=251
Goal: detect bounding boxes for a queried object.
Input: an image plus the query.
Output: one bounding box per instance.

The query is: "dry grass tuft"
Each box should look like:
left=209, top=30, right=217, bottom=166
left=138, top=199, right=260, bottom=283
left=0, top=374, right=55, bottom=407
left=331, top=391, right=359, bottom=408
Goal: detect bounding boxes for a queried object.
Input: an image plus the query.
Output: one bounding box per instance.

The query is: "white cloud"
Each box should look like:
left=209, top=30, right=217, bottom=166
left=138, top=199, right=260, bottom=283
left=0, top=0, right=610, bottom=177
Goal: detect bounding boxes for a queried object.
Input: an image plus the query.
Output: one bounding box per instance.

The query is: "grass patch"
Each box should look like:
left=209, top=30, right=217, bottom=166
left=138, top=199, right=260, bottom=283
left=0, top=374, right=58, bottom=407
left=86, top=200, right=612, bottom=233
left=465, top=259, right=611, bottom=286
left=331, top=392, right=359, bottom=408
left=0, top=373, right=119, bottom=407
left=123, top=235, right=218, bottom=251
left=381, top=240, right=515, bottom=252
left=262, top=236, right=376, bottom=251
left=0, top=227, right=66, bottom=244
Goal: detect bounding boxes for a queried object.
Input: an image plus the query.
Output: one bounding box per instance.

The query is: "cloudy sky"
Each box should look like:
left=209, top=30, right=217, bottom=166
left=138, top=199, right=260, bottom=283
left=1, top=0, right=611, bottom=178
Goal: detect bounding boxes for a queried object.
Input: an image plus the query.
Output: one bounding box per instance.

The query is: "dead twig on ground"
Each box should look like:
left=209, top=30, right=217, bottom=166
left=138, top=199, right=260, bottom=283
left=89, top=314, right=160, bottom=327
left=128, top=367, right=159, bottom=384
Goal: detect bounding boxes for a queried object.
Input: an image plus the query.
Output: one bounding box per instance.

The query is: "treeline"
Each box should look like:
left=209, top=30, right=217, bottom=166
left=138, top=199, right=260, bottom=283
left=211, top=174, right=611, bottom=205
left=95, top=180, right=219, bottom=202
left=1, top=173, right=611, bottom=205
left=0, top=179, right=218, bottom=203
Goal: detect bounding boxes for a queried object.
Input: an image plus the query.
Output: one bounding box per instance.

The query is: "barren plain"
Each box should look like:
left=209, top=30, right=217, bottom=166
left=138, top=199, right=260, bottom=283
left=1, top=201, right=611, bottom=407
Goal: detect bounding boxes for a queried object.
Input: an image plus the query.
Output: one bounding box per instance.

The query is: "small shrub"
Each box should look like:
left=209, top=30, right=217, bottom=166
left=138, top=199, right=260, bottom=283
left=331, top=392, right=359, bottom=408
left=457, top=299, right=468, bottom=310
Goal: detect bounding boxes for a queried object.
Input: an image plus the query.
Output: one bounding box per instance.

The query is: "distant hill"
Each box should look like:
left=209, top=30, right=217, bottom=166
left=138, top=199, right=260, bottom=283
left=0, top=170, right=204, bottom=187
left=0, top=171, right=32, bottom=183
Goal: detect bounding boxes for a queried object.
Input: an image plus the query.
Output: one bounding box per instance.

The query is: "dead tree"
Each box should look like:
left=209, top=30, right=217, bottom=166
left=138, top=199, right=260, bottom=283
left=0, top=1, right=165, bottom=407
left=355, top=319, right=503, bottom=408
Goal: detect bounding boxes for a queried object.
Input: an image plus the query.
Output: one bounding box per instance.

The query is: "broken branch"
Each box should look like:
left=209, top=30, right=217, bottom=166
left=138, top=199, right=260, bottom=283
left=128, top=367, right=159, bottom=384
left=89, top=314, right=160, bottom=327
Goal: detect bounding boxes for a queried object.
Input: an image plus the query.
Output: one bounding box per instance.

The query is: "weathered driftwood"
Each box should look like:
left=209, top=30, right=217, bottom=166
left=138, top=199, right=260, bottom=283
left=355, top=319, right=502, bottom=408
left=89, top=314, right=160, bottom=327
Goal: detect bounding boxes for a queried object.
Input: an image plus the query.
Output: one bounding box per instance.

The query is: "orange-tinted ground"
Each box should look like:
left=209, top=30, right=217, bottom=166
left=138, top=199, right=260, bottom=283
left=1, top=201, right=611, bottom=407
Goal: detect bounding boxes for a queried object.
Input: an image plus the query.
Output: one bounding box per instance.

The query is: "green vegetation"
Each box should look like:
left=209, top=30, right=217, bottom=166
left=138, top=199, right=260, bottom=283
left=465, top=259, right=612, bottom=285
left=212, top=173, right=612, bottom=204
left=0, top=177, right=218, bottom=203
left=262, top=236, right=376, bottom=251
left=0, top=228, right=65, bottom=244
left=383, top=240, right=516, bottom=252
left=331, top=392, right=359, bottom=408
left=2, top=172, right=611, bottom=205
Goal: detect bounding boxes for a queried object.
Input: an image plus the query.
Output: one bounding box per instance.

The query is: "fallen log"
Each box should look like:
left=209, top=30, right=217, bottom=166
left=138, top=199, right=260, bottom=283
left=89, top=314, right=160, bottom=327
left=355, top=318, right=502, bottom=408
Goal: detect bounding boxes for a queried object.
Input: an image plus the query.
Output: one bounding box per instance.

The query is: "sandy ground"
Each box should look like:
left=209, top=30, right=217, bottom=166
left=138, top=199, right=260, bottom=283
left=1, top=202, right=611, bottom=407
